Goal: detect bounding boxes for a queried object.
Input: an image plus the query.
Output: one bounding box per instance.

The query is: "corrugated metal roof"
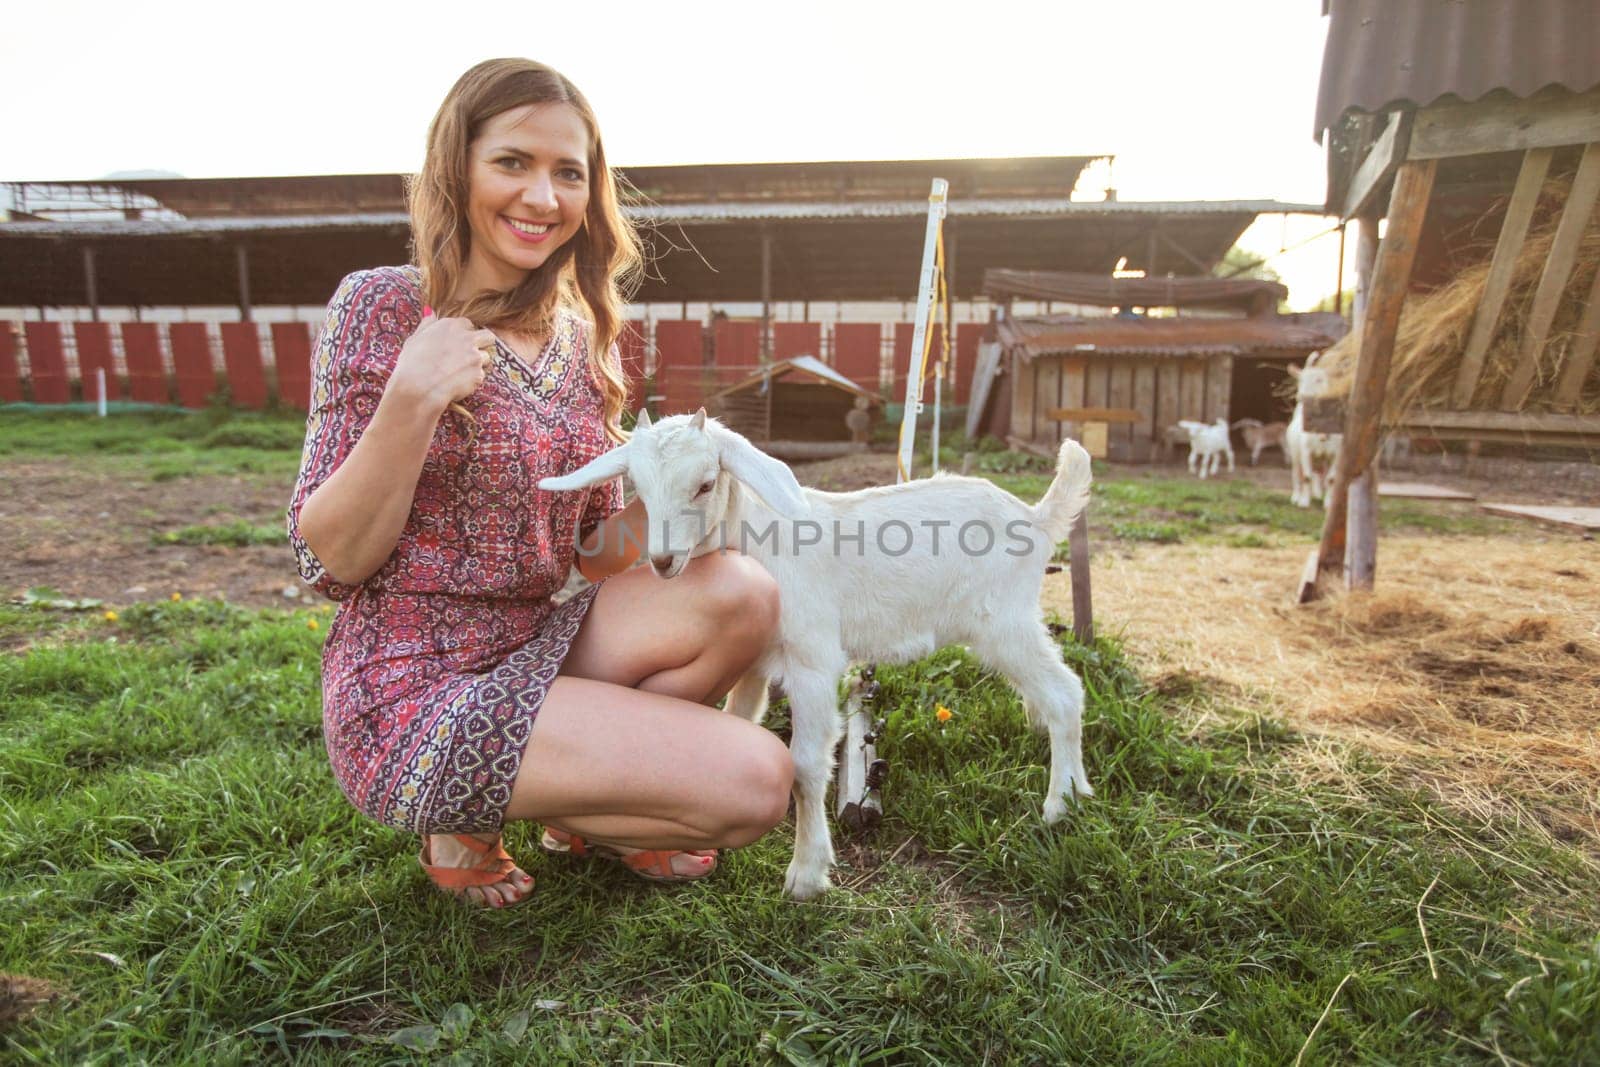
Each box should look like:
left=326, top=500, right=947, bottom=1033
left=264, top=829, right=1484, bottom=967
left=1315, top=0, right=1600, bottom=139
left=0, top=198, right=1319, bottom=239
left=999, top=313, right=1346, bottom=360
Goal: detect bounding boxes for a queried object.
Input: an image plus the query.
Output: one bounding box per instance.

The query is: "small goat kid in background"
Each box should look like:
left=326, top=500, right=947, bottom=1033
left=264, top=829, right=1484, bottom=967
left=1230, top=418, right=1288, bottom=466
left=1178, top=418, right=1234, bottom=479
left=1284, top=354, right=1343, bottom=507
left=541, top=410, right=1095, bottom=900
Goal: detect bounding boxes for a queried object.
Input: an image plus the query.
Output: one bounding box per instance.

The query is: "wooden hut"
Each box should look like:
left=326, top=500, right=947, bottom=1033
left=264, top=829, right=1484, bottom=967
left=987, top=270, right=1346, bottom=461
left=706, top=355, right=882, bottom=459
left=1302, top=0, right=1600, bottom=599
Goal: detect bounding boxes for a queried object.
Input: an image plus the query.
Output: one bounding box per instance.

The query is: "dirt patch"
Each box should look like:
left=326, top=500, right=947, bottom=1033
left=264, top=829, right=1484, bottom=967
left=1, top=458, right=304, bottom=610
left=1048, top=535, right=1600, bottom=851
left=0, top=973, right=63, bottom=1029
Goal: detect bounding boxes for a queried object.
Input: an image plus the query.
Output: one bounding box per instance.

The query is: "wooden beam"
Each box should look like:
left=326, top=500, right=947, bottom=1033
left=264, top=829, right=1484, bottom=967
left=1409, top=84, right=1600, bottom=161
left=1044, top=406, right=1143, bottom=424
left=1158, top=231, right=1209, bottom=273
left=1500, top=142, right=1600, bottom=409
left=759, top=227, right=773, bottom=363
left=235, top=244, right=252, bottom=322
left=1311, top=159, right=1436, bottom=596
left=1341, top=216, right=1380, bottom=591
left=81, top=246, right=99, bottom=323
left=1553, top=251, right=1600, bottom=408
left=1341, top=112, right=1411, bottom=220
left=1399, top=409, right=1600, bottom=434
left=1452, top=147, right=1554, bottom=407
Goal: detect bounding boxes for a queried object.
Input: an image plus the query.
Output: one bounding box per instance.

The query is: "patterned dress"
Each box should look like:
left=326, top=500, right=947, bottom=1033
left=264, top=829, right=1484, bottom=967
left=287, top=265, right=622, bottom=834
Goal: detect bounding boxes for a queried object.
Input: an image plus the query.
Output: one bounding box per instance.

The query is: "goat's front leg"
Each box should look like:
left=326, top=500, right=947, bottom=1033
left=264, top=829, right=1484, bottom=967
left=781, top=669, right=844, bottom=900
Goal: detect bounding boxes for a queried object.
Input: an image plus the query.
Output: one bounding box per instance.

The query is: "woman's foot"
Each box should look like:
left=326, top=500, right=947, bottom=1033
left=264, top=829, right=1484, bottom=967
left=540, top=826, right=717, bottom=882
left=419, top=832, right=535, bottom=908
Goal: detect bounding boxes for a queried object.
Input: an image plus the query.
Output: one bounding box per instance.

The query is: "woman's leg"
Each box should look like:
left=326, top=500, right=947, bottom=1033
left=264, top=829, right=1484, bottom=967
left=427, top=552, right=786, bottom=903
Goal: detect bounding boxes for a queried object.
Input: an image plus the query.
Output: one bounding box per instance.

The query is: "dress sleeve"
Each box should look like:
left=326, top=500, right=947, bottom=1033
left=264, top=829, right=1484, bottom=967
left=286, top=269, right=419, bottom=600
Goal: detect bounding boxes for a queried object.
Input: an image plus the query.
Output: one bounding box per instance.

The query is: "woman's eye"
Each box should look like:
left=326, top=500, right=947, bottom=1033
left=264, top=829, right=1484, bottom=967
left=559, top=167, right=585, bottom=182
left=497, top=157, right=523, bottom=170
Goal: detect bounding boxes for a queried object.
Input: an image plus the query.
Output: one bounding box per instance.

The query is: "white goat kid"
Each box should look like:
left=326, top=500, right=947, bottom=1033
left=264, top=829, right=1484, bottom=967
left=1178, top=418, right=1234, bottom=478
left=1284, top=356, right=1342, bottom=508
left=540, top=410, right=1095, bottom=900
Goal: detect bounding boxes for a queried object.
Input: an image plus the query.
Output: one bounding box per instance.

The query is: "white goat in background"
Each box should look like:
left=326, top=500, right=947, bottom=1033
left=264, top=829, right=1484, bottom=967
left=541, top=410, right=1094, bottom=900
left=1178, top=418, right=1234, bottom=478
left=1284, top=354, right=1342, bottom=507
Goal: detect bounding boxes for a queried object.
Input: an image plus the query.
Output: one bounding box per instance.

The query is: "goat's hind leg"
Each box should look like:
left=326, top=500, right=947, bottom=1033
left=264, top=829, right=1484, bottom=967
left=970, top=624, right=1092, bottom=824
left=780, top=667, right=845, bottom=900
left=723, top=670, right=770, bottom=723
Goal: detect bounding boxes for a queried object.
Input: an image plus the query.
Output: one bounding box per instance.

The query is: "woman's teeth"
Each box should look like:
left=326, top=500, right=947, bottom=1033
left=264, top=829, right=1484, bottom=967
left=506, top=218, right=554, bottom=235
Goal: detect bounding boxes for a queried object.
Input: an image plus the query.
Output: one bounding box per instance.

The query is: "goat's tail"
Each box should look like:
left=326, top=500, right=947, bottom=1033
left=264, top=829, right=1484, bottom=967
left=1031, top=438, right=1093, bottom=543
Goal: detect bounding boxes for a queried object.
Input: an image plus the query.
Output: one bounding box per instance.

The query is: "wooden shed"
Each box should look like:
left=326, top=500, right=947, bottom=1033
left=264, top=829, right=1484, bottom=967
left=987, top=270, right=1346, bottom=461
left=706, top=355, right=882, bottom=458
left=1302, top=0, right=1600, bottom=599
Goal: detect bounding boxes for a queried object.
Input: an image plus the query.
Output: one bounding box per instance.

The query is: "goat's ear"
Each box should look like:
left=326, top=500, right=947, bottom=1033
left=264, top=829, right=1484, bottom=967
left=538, top=443, right=630, bottom=492
left=710, top=424, right=809, bottom=518
left=1287, top=364, right=1303, bottom=379
left=636, top=407, right=652, bottom=430
left=690, top=407, right=707, bottom=430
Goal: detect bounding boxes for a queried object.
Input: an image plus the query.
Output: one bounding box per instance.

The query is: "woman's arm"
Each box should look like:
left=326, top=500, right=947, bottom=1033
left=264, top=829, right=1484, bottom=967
left=296, top=384, right=445, bottom=586
left=576, top=496, right=646, bottom=582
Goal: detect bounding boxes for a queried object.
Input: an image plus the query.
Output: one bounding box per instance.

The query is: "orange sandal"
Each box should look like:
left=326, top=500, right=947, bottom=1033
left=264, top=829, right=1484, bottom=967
left=418, top=834, right=533, bottom=908
left=539, top=827, right=717, bottom=884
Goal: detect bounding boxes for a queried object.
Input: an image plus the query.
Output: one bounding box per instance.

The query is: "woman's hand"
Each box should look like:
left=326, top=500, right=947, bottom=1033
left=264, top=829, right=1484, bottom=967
left=387, top=311, right=498, bottom=418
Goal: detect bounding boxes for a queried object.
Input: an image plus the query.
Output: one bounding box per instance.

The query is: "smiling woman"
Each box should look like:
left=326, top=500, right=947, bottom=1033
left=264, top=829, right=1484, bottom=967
left=286, top=59, right=792, bottom=911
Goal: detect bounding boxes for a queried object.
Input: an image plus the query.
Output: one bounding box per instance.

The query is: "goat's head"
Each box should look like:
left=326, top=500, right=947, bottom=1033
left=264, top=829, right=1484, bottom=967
left=1287, top=352, right=1332, bottom=401
left=538, top=408, right=809, bottom=578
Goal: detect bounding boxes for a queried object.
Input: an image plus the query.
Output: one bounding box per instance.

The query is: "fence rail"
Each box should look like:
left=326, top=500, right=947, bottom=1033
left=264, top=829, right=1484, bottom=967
left=0, top=318, right=985, bottom=414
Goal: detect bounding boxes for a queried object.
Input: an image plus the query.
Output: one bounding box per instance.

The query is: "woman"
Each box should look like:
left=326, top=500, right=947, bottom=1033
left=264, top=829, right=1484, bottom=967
left=288, top=59, right=793, bottom=908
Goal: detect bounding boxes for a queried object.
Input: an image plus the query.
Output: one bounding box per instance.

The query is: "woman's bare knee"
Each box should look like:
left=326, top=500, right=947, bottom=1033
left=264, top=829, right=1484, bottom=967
left=697, top=553, right=780, bottom=644
left=716, top=726, right=793, bottom=847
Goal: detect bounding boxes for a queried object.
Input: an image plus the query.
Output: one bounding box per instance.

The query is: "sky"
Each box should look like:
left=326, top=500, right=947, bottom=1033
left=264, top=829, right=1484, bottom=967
left=2, top=0, right=1349, bottom=307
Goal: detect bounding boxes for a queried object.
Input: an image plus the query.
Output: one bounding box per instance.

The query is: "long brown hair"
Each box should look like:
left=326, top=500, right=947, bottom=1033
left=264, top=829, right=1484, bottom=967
left=408, top=58, right=641, bottom=440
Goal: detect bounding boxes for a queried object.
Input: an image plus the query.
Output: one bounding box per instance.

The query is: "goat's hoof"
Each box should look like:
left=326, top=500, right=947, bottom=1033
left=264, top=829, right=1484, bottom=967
left=783, top=864, right=832, bottom=901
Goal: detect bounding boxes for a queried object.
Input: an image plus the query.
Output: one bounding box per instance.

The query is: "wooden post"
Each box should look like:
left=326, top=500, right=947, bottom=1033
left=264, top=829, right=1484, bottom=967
left=1310, top=159, right=1436, bottom=597
left=1343, top=214, right=1381, bottom=589
left=1069, top=511, right=1093, bottom=643
left=1553, top=256, right=1600, bottom=407
left=82, top=246, right=99, bottom=322
left=235, top=244, right=253, bottom=322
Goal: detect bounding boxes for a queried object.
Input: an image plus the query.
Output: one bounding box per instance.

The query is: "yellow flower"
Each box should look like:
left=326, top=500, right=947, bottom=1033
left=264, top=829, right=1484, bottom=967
left=307, top=619, right=319, bottom=631
left=103, top=610, right=118, bottom=623
left=321, top=605, right=333, bottom=614
left=935, top=705, right=952, bottom=722
left=170, top=592, right=182, bottom=602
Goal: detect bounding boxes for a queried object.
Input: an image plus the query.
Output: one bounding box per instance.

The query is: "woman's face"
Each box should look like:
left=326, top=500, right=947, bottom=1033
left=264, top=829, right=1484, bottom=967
left=461, top=102, right=592, bottom=295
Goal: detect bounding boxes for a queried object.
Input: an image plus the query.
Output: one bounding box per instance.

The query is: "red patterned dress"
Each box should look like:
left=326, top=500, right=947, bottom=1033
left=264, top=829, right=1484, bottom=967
left=287, top=265, right=621, bottom=834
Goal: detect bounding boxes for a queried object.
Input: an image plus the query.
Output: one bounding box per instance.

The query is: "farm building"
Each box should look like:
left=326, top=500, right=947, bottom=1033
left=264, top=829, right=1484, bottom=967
left=1301, top=0, right=1600, bottom=596
left=0, top=159, right=1316, bottom=423
left=984, top=269, right=1346, bottom=461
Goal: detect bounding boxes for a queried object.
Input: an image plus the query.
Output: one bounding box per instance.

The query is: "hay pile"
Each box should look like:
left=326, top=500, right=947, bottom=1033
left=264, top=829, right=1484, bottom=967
left=1319, top=184, right=1600, bottom=417
left=1049, top=535, right=1600, bottom=853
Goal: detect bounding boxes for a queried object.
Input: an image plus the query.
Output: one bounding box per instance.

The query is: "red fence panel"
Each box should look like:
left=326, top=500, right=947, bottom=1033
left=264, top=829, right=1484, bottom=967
left=653, top=320, right=705, bottom=414
left=774, top=322, right=822, bottom=362
left=954, top=322, right=985, bottom=404
left=122, top=323, right=169, bottom=404
left=220, top=323, right=268, bottom=409
left=832, top=323, right=882, bottom=392
left=712, top=319, right=760, bottom=367
left=73, top=322, right=123, bottom=404
left=169, top=323, right=216, bottom=409
left=271, top=322, right=313, bottom=410
left=0, top=326, right=23, bottom=403
left=617, top=320, right=646, bottom=414
left=23, top=323, right=70, bottom=403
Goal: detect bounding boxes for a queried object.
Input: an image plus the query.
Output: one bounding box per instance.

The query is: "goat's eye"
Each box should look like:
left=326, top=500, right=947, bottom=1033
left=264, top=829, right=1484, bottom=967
left=695, top=480, right=714, bottom=498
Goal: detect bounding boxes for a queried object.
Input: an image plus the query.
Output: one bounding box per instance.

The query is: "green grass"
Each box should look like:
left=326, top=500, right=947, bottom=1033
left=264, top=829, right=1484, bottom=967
left=0, top=410, right=306, bottom=481
left=155, top=521, right=285, bottom=548
left=3, top=602, right=1596, bottom=1063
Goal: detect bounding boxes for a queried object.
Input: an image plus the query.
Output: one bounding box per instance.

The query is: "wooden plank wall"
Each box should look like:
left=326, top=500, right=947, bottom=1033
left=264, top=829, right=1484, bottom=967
left=22, top=323, right=70, bottom=403
left=122, top=323, right=169, bottom=405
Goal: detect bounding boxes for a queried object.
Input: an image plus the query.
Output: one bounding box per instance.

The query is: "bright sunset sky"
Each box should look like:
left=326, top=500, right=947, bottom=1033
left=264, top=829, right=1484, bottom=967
left=2, top=0, right=1347, bottom=307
